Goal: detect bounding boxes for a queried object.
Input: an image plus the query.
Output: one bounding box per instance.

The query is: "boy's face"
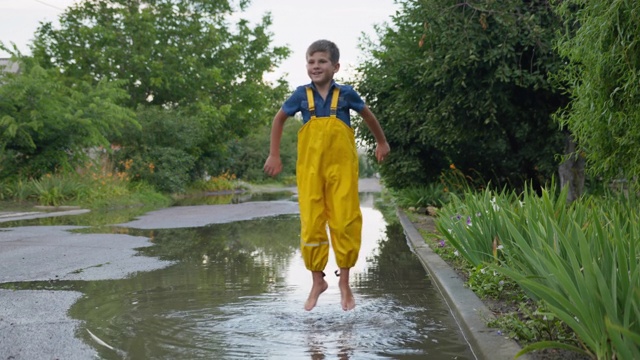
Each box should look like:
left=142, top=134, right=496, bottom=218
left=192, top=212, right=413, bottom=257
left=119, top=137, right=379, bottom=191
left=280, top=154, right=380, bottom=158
left=306, top=51, right=339, bottom=86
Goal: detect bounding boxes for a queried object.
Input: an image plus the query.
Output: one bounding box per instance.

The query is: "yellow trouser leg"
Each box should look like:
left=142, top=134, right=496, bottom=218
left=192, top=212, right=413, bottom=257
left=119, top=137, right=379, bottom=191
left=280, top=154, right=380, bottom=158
left=297, top=117, right=362, bottom=271
left=297, top=119, right=329, bottom=271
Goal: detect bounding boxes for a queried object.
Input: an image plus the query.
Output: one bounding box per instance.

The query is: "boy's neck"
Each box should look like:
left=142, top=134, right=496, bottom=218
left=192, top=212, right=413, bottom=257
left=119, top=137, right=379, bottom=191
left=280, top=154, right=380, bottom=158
left=313, top=80, right=333, bottom=100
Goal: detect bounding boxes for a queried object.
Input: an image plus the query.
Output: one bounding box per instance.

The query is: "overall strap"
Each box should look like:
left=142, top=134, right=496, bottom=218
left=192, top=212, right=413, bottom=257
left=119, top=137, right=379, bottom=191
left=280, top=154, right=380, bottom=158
left=305, top=87, right=341, bottom=119
left=329, top=87, right=340, bottom=117
left=305, top=87, right=316, bottom=119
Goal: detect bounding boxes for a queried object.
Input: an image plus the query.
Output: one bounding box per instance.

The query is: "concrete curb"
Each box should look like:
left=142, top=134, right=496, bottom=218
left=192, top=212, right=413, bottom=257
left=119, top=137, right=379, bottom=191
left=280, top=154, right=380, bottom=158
left=397, top=209, right=530, bottom=360
left=0, top=209, right=90, bottom=223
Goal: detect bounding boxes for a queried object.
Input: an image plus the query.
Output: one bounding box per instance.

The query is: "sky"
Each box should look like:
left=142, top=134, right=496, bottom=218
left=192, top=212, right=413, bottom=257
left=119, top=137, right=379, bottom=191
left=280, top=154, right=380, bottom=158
left=0, top=0, right=399, bottom=87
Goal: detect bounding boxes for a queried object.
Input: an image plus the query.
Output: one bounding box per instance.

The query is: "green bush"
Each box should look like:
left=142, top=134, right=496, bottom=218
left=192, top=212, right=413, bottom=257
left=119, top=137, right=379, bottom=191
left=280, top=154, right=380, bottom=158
left=358, top=153, right=376, bottom=178
left=225, top=119, right=301, bottom=183
left=392, top=183, right=449, bottom=208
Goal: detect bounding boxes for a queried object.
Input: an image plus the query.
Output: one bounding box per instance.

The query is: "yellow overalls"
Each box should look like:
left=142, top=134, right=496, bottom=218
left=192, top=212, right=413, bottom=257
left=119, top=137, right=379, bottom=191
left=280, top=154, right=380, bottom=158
left=297, top=87, right=363, bottom=271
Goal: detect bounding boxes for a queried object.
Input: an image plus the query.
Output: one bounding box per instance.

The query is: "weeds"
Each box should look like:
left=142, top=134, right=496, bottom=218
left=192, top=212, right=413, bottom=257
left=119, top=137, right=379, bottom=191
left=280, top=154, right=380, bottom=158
left=0, top=159, right=169, bottom=209
left=391, top=182, right=449, bottom=208
left=191, top=171, right=246, bottom=193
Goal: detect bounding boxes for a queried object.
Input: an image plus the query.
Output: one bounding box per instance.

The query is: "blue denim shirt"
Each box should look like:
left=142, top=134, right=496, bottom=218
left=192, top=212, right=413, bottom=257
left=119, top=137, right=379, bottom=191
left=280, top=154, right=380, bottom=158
left=281, top=81, right=366, bottom=127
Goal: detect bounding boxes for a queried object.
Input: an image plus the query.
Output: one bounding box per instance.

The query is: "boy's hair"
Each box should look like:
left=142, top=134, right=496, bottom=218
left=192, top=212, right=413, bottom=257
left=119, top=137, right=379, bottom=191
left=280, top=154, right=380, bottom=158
left=306, top=40, right=340, bottom=64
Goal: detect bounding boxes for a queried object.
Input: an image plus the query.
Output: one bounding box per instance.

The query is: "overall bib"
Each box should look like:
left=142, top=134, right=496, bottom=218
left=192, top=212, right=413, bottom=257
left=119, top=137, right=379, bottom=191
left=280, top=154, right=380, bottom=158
left=297, top=87, right=363, bottom=272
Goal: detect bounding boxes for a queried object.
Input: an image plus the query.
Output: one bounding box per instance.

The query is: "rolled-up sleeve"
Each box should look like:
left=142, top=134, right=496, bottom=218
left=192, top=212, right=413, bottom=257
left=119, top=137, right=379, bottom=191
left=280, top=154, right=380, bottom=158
left=342, top=85, right=365, bottom=113
left=282, top=86, right=306, bottom=116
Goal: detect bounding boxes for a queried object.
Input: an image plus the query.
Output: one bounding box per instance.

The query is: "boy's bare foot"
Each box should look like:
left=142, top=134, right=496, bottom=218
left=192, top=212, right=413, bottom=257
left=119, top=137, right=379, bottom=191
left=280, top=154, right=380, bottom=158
left=304, top=271, right=328, bottom=311
left=338, top=267, right=355, bottom=311
left=339, top=283, right=356, bottom=311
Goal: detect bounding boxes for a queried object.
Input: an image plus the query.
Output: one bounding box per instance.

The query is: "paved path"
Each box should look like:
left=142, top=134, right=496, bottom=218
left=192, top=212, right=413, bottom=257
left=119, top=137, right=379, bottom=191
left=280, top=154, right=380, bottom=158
left=0, top=209, right=91, bottom=223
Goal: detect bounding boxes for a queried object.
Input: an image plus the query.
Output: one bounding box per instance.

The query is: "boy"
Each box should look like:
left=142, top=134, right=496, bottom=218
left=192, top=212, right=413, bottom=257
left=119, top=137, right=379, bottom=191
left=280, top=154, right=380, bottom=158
left=264, top=39, right=390, bottom=311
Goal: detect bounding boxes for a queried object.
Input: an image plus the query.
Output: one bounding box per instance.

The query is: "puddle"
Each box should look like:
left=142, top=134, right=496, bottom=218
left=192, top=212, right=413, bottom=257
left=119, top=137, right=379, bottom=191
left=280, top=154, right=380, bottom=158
left=0, top=193, right=474, bottom=359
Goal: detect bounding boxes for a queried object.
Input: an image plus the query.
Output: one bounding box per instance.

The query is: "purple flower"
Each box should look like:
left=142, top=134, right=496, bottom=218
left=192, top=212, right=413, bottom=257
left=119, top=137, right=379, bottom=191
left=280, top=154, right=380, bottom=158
left=439, top=240, right=446, bottom=247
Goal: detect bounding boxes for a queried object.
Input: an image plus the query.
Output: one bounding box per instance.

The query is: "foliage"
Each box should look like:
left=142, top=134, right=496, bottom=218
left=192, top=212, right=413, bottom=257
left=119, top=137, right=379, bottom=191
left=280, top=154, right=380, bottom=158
left=356, top=0, right=567, bottom=190
left=391, top=183, right=449, bottom=208
left=439, top=164, right=486, bottom=196
left=466, top=264, right=520, bottom=301
left=0, top=160, right=169, bottom=209
left=0, top=56, right=137, bottom=180
left=0, top=179, right=31, bottom=201
left=553, top=0, right=640, bottom=186
left=435, top=187, right=520, bottom=266
left=22, top=173, right=82, bottom=207
left=358, top=153, right=377, bottom=178
left=435, top=185, right=640, bottom=358
left=190, top=171, right=244, bottom=192
left=29, top=0, right=291, bottom=185
left=31, top=0, right=290, bottom=108
left=487, top=302, right=578, bottom=345
left=111, top=106, right=204, bottom=193
left=224, top=118, right=301, bottom=183
left=411, top=210, right=574, bottom=347
left=391, top=164, right=486, bottom=210
left=498, top=193, right=640, bottom=359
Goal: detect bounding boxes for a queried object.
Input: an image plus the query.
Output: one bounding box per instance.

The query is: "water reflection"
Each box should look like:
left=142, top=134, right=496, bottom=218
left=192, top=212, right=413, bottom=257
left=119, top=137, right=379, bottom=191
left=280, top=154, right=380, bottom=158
left=171, top=190, right=296, bottom=206
left=1, top=193, right=473, bottom=359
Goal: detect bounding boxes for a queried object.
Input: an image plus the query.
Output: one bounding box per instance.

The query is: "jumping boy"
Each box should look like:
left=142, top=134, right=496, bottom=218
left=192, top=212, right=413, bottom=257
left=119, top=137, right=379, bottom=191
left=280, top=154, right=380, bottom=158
left=263, top=39, right=390, bottom=311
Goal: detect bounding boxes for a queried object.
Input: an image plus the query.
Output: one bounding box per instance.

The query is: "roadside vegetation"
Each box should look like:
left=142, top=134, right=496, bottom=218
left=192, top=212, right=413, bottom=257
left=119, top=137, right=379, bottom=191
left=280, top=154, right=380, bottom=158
left=1, top=1, right=639, bottom=359
left=361, top=0, right=639, bottom=359
left=394, top=166, right=639, bottom=359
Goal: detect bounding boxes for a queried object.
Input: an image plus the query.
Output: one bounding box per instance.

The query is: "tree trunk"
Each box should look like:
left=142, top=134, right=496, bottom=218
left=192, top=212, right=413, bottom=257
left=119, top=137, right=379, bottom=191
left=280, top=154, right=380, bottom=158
left=558, top=131, right=585, bottom=203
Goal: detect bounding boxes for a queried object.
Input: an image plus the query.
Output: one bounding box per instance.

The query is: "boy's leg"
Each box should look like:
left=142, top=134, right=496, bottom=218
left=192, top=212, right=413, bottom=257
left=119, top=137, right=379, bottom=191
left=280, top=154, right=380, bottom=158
left=297, top=123, right=330, bottom=272
left=297, top=122, right=331, bottom=310
left=338, top=267, right=356, bottom=311
left=324, top=126, right=362, bottom=270
left=323, top=120, right=361, bottom=311
left=304, top=270, right=328, bottom=311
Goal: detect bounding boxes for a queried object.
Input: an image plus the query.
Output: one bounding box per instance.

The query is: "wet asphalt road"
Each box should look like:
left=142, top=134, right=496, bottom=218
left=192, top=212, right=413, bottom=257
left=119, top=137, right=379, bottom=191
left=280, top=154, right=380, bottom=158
left=0, top=179, right=381, bottom=359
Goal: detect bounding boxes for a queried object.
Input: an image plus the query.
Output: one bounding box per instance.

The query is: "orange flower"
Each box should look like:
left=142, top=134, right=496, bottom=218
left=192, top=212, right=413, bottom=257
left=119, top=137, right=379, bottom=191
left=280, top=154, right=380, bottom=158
left=449, top=164, right=456, bottom=170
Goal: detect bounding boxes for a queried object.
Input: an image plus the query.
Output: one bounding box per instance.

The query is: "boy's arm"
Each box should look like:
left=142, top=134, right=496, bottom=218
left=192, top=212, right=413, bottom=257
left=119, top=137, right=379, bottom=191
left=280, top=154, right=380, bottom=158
left=264, top=109, right=289, bottom=177
left=360, top=106, right=390, bottom=163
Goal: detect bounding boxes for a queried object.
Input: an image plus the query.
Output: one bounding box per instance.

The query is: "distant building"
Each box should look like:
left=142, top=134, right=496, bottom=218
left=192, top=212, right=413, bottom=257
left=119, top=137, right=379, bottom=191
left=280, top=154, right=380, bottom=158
left=0, top=58, right=20, bottom=74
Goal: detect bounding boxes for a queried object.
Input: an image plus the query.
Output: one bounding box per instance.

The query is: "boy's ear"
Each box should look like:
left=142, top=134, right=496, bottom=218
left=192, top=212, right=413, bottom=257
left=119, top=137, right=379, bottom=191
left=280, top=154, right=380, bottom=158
left=333, top=62, right=340, bottom=73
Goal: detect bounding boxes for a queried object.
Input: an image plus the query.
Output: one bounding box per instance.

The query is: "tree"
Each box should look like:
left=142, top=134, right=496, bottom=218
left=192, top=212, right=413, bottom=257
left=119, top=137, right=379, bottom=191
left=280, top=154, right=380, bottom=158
left=554, top=0, right=640, bottom=187
left=225, top=118, right=301, bottom=182
left=0, top=56, right=136, bottom=179
left=30, top=0, right=291, bottom=185
left=31, top=0, right=289, bottom=109
left=356, top=0, right=568, bottom=191
left=111, top=105, right=205, bottom=193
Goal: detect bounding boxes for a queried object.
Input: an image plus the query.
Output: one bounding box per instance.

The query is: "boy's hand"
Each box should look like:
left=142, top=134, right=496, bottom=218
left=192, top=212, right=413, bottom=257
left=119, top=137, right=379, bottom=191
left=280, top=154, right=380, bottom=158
left=375, top=142, right=390, bottom=163
left=264, top=155, right=283, bottom=177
